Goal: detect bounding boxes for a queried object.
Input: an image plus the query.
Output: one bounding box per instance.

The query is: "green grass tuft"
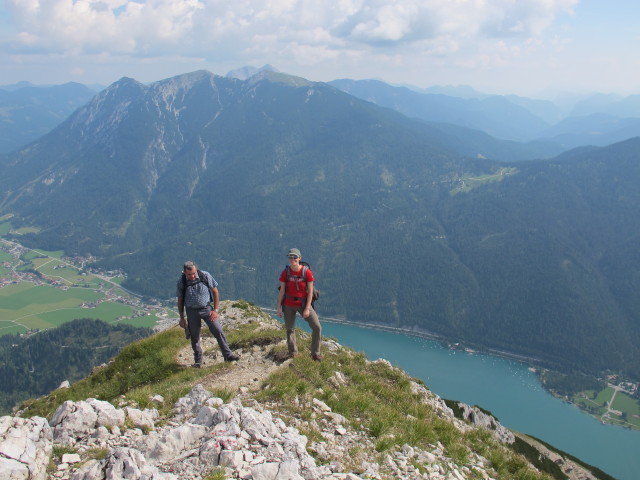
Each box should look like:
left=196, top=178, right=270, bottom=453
left=20, top=328, right=190, bottom=418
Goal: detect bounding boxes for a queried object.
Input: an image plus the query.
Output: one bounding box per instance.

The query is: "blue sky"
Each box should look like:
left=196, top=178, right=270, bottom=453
left=1, top=0, right=638, bottom=97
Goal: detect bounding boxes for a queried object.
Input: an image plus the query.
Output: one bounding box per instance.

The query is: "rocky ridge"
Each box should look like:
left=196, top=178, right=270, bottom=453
left=0, top=302, right=600, bottom=480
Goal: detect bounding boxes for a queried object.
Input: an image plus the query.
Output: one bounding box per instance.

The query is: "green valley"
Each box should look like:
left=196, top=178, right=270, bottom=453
left=538, top=370, right=640, bottom=430
left=0, top=225, right=174, bottom=337
left=572, top=384, right=640, bottom=430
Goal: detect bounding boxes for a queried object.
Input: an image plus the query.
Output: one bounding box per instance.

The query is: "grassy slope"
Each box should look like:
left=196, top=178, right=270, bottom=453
left=18, top=300, right=613, bottom=480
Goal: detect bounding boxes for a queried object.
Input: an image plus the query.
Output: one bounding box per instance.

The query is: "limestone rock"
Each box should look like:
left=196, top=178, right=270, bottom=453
left=71, top=447, right=176, bottom=480
left=125, top=407, right=157, bottom=430
left=87, top=398, right=126, bottom=428
left=50, top=400, right=98, bottom=444
left=0, top=416, right=52, bottom=480
left=172, top=383, right=215, bottom=420
left=139, top=423, right=209, bottom=464
left=458, top=403, right=515, bottom=444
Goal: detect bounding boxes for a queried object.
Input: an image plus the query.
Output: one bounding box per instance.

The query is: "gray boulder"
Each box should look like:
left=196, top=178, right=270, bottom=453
left=173, top=384, right=222, bottom=420
left=71, top=447, right=176, bottom=480
left=458, top=403, right=515, bottom=444
left=87, top=398, right=126, bottom=428
left=50, top=400, right=99, bottom=444
left=0, top=416, right=52, bottom=480
left=138, top=424, right=209, bottom=464
left=125, top=407, right=157, bottom=430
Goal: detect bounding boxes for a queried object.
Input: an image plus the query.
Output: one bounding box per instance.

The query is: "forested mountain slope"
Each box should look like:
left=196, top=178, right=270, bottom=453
left=0, top=319, right=149, bottom=414
left=0, top=82, right=97, bottom=154
left=329, top=78, right=550, bottom=142
left=0, top=70, right=638, bottom=379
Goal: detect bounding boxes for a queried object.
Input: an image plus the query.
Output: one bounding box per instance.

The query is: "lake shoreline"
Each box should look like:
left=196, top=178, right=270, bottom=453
left=262, top=306, right=640, bottom=433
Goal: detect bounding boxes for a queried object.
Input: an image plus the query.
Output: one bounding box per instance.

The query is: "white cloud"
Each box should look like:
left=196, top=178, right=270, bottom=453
left=3, top=0, right=577, bottom=56
left=2, top=0, right=595, bottom=93
left=4, top=0, right=205, bottom=54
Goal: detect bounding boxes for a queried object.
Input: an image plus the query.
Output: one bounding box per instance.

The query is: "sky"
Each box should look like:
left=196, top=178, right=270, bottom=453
left=1, top=0, right=639, bottom=98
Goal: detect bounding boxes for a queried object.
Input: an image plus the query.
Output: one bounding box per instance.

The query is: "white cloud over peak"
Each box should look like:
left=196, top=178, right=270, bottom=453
left=3, top=0, right=577, bottom=57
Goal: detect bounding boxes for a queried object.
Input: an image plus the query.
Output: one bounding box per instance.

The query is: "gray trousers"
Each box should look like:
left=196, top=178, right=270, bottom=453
left=283, top=305, right=321, bottom=356
left=186, top=306, right=233, bottom=363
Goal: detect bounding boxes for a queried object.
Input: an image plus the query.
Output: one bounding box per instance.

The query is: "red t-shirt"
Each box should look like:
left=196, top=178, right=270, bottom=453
left=279, top=266, right=314, bottom=307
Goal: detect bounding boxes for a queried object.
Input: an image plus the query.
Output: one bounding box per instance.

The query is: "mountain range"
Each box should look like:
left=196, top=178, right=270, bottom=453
left=329, top=78, right=640, bottom=150
left=0, top=82, right=98, bottom=154
left=5, top=73, right=640, bottom=156
left=0, top=69, right=638, bottom=380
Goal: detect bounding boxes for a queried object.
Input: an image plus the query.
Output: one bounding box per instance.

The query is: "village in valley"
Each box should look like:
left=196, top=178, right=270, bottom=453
left=0, top=230, right=176, bottom=338
left=575, top=375, right=640, bottom=430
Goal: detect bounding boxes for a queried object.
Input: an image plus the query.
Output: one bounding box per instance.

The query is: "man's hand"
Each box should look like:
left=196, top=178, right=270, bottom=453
left=303, top=307, right=310, bottom=318
left=209, top=310, right=219, bottom=321
left=179, top=316, right=186, bottom=329
left=276, top=306, right=283, bottom=317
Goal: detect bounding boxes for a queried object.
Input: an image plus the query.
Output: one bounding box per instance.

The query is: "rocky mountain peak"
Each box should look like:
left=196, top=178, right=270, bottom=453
left=246, top=69, right=313, bottom=88
left=69, top=76, right=146, bottom=138
left=226, top=64, right=279, bottom=80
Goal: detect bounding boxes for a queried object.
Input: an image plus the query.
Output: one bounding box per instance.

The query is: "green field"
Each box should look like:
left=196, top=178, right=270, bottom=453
left=573, top=387, right=613, bottom=412
left=0, top=284, right=102, bottom=333
left=24, top=248, right=64, bottom=260
left=31, top=258, right=99, bottom=285
left=611, top=390, right=640, bottom=428
left=0, top=320, right=25, bottom=336
left=612, top=390, right=640, bottom=413
left=450, top=167, right=518, bottom=195
left=0, top=232, right=171, bottom=336
left=13, top=227, right=39, bottom=234
left=572, top=386, right=640, bottom=429
left=595, top=387, right=615, bottom=405
left=0, top=282, right=162, bottom=334
left=122, top=314, right=161, bottom=328
left=38, top=301, right=133, bottom=325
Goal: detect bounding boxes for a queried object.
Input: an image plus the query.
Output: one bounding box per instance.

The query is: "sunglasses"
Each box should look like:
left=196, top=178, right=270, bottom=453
left=287, top=255, right=299, bottom=259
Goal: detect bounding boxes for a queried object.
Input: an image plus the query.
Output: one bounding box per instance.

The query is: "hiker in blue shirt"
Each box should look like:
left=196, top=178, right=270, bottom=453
left=177, top=260, right=239, bottom=367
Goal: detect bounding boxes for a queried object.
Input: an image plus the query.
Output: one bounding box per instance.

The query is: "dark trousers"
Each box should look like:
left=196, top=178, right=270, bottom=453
left=186, top=306, right=233, bottom=363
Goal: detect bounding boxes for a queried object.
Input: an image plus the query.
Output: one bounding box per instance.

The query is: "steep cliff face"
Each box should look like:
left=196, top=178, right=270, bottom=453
left=1, top=302, right=606, bottom=480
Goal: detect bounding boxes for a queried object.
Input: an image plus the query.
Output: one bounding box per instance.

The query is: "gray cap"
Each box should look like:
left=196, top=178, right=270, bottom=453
left=287, top=248, right=301, bottom=257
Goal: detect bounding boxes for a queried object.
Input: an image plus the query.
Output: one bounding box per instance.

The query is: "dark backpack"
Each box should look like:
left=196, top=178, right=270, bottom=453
left=280, top=261, right=320, bottom=308
left=180, top=269, right=213, bottom=302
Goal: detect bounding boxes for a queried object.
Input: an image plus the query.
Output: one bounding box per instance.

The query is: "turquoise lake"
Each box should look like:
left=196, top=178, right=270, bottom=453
left=294, top=318, right=639, bottom=480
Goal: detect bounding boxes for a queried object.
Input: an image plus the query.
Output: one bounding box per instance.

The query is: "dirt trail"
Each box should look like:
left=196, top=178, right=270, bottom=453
left=174, top=302, right=293, bottom=395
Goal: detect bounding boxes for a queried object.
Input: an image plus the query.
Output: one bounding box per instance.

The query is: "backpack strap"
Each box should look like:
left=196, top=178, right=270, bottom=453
left=284, top=265, right=309, bottom=302
left=181, top=269, right=213, bottom=302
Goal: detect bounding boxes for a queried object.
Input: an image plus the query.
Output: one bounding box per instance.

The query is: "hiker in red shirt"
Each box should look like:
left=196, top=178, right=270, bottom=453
left=276, top=248, right=322, bottom=361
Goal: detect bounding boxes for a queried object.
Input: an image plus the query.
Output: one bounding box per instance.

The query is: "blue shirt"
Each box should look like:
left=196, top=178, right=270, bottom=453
left=176, top=270, right=218, bottom=308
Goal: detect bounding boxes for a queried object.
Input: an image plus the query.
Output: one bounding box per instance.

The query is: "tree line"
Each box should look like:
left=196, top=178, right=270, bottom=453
left=0, top=318, right=150, bottom=414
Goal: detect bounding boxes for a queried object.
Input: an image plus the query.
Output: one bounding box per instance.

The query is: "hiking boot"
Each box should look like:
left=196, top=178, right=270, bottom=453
left=192, top=362, right=202, bottom=368
left=311, top=353, right=322, bottom=362
left=224, top=353, right=240, bottom=362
